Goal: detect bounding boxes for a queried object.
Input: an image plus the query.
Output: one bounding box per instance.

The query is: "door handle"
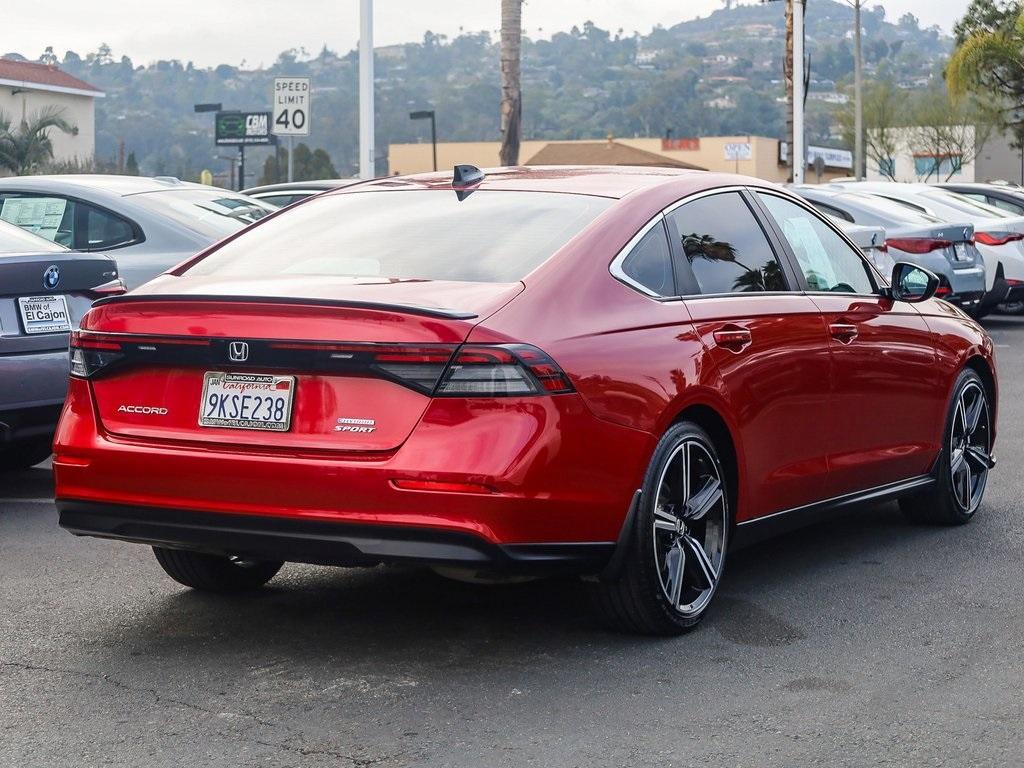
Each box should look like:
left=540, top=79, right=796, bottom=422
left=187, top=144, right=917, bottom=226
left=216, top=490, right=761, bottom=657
left=829, top=323, right=858, bottom=343
left=713, top=326, right=752, bottom=351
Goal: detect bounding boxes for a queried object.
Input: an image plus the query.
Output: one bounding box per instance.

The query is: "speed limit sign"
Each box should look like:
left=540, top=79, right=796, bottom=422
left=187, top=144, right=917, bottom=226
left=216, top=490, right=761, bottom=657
left=272, top=77, right=311, bottom=136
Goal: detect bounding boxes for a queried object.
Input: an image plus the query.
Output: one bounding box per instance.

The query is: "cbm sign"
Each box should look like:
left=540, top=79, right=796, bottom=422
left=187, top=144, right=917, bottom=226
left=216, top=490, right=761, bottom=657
left=215, top=111, right=274, bottom=146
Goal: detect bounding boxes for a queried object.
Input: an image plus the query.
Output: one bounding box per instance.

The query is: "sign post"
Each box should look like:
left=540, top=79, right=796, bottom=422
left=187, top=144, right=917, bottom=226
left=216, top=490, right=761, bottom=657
left=272, top=77, right=311, bottom=183
left=215, top=111, right=274, bottom=191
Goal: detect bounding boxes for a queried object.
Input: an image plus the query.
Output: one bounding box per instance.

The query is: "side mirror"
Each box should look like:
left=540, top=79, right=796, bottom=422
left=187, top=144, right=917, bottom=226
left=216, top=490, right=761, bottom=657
left=890, top=262, right=939, bottom=303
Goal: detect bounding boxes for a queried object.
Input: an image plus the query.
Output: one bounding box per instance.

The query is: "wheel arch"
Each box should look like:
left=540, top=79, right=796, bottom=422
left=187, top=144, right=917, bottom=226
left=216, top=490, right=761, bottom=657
left=964, top=353, right=998, bottom=435
left=671, top=403, right=742, bottom=525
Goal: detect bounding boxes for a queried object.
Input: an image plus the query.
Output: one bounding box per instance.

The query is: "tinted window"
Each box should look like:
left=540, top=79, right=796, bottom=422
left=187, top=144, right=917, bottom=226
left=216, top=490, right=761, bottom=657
left=83, top=204, right=135, bottom=249
left=759, top=193, right=875, bottom=294
left=0, top=194, right=135, bottom=250
left=667, top=192, right=786, bottom=294
left=619, top=223, right=674, bottom=296
left=987, top=195, right=1024, bottom=215
left=254, top=193, right=310, bottom=208
left=186, top=190, right=613, bottom=283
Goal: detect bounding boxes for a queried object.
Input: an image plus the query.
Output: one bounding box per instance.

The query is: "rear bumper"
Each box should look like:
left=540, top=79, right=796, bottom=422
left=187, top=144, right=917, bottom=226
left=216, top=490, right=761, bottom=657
left=57, top=500, right=615, bottom=572
left=0, top=349, right=68, bottom=411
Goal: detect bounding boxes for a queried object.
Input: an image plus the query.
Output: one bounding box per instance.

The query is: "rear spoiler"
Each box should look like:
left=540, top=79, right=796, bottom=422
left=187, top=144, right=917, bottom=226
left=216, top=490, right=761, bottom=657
left=90, top=293, right=478, bottom=320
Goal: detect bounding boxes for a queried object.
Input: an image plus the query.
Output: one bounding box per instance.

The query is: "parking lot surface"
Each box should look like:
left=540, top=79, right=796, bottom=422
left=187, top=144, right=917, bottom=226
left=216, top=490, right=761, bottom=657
left=3, top=316, right=1024, bottom=767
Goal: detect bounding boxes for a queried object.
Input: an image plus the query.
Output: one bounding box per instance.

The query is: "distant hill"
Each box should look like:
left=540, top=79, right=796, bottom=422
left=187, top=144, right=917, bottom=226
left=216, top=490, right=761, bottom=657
left=8, top=0, right=952, bottom=181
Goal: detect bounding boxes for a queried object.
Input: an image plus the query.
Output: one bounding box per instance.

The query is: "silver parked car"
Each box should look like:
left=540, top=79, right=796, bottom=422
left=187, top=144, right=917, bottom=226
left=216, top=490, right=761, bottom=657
left=0, top=219, right=122, bottom=471
left=0, top=175, right=275, bottom=289
left=792, top=185, right=985, bottom=315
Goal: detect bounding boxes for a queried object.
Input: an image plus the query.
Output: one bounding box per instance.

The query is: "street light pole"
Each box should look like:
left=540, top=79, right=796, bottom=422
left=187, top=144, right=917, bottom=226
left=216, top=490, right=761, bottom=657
left=409, top=110, right=437, bottom=172
left=854, top=0, right=864, bottom=180
left=793, top=0, right=805, bottom=184
left=359, top=0, right=375, bottom=179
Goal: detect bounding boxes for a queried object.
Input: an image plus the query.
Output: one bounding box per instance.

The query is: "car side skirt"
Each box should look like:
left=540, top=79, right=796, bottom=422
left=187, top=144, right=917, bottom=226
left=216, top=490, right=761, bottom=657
left=731, top=474, right=935, bottom=550
left=56, top=500, right=615, bottom=574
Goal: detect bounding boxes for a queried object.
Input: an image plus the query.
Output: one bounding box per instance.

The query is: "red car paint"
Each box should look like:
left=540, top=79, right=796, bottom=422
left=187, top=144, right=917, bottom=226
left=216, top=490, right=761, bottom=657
left=54, top=167, right=997, bottom=563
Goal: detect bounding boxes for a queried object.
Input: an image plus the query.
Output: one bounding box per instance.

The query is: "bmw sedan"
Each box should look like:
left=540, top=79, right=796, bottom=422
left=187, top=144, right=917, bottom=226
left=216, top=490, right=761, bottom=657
left=0, top=175, right=275, bottom=289
left=1, top=220, right=123, bottom=471
left=54, top=166, right=997, bottom=635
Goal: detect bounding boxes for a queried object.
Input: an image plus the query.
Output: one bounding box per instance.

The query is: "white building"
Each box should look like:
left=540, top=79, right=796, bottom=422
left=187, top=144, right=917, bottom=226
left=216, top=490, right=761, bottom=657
left=865, top=125, right=977, bottom=183
left=0, top=58, right=104, bottom=168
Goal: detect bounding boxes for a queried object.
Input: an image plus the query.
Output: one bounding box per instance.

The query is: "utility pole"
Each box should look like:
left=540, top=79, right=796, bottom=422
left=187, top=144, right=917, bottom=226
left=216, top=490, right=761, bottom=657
left=792, top=0, right=805, bottom=184
left=853, top=0, right=864, bottom=180
left=359, top=0, right=375, bottom=179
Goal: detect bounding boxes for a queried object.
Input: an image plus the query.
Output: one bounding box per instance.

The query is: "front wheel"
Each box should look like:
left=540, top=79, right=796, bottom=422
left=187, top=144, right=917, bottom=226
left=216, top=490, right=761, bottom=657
left=901, top=369, right=994, bottom=525
left=153, top=547, right=283, bottom=592
left=592, top=422, right=730, bottom=635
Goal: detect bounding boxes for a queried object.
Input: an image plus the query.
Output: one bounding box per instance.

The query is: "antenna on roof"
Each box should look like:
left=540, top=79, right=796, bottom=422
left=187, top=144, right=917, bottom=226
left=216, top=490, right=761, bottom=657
left=452, top=164, right=485, bottom=201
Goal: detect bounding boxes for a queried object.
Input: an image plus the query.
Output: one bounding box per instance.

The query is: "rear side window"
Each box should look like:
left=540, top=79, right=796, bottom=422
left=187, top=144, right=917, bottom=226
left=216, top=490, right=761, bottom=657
left=667, top=192, right=787, bottom=294
left=0, top=194, right=136, bottom=250
left=618, top=222, right=675, bottom=296
left=758, top=193, right=875, bottom=295
left=186, top=190, right=612, bottom=283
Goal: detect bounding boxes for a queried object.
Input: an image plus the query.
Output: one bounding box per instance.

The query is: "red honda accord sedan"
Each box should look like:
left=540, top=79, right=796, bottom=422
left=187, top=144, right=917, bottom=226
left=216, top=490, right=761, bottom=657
left=54, top=166, right=997, bottom=635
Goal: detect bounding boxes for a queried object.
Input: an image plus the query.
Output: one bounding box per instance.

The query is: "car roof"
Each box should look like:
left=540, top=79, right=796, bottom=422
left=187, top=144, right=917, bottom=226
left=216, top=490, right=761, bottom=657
left=338, top=165, right=764, bottom=200
left=242, top=179, right=359, bottom=195
left=0, top=174, right=229, bottom=197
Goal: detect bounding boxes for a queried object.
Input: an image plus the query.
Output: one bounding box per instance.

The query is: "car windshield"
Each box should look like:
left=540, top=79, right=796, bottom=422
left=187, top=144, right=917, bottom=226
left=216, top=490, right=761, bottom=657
left=0, top=217, right=67, bottom=254
left=185, top=190, right=613, bottom=283
left=927, top=190, right=1014, bottom=219
left=838, top=192, right=945, bottom=225
left=129, top=189, right=275, bottom=239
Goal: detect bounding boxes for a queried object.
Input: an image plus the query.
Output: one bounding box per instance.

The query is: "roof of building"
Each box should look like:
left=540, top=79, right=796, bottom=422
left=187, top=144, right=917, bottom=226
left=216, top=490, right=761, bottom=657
left=0, top=58, right=105, bottom=98
left=524, top=140, right=705, bottom=171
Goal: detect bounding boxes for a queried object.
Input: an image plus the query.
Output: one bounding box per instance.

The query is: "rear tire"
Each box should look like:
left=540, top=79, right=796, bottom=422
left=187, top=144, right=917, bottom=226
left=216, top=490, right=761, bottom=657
left=592, top=422, right=730, bottom=635
left=153, top=547, right=283, bottom=592
left=0, top=439, right=53, bottom=472
left=900, top=368, right=993, bottom=526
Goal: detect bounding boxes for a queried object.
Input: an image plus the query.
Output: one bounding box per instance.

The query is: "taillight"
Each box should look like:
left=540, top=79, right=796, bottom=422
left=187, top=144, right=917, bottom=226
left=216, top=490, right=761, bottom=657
left=69, top=331, right=125, bottom=378
left=885, top=238, right=951, bottom=254
left=936, top=286, right=952, bottom=297
left=974, top=231, right=1024, bottom=246
left=434, top=344, right=574, bottom=396
left=83, top=279, right=127, bottom=300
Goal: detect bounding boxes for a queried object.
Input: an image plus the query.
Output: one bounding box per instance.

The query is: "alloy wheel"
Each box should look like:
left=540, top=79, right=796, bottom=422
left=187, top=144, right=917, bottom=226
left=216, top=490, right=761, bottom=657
left=949, top=380, right=993, bottom=516
left=652, top=439, right=728, bottom=618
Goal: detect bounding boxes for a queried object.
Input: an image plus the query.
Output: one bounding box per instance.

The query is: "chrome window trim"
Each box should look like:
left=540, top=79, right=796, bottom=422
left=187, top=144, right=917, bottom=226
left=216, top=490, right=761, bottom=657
left=608, top=212, right=671, bottom=298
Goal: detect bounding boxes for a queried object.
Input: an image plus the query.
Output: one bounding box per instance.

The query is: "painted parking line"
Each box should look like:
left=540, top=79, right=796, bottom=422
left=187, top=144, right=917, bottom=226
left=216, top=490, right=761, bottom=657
left=0, top=498, right=55, bottom=504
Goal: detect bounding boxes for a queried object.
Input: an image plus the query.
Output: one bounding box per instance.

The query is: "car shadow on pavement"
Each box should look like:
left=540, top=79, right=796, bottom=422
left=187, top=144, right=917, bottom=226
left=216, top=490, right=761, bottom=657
left=93, top=499, right=955, bottom=661
left=0, top=464, right=54, bottom=502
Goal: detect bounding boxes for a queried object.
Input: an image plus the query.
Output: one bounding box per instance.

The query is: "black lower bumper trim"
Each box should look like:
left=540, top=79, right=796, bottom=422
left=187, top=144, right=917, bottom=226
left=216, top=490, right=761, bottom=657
left=57, top=500, right=614, bottom=573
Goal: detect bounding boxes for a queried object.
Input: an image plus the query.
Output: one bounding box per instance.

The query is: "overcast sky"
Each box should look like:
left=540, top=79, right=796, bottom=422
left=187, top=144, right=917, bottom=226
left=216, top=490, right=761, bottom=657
left=4, top=0, right=971, bottom=69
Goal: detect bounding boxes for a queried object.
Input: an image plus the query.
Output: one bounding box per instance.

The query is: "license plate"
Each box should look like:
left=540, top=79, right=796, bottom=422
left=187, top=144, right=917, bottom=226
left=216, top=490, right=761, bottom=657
left=953, top=243, right=969, bottom=261
left=18, top=294, right=71, bottom=334
left=198, top=372, right=295, bottom=432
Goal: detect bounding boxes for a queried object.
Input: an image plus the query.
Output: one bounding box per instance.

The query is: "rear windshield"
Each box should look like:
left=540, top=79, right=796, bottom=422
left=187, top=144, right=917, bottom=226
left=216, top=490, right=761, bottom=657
left=130, top=189, right=274, bottom=240
left=185, top=190, right=613, bottom=283
left=0, top=217, right=66, bottom=254
left=838, top=192, right=945, bottom=226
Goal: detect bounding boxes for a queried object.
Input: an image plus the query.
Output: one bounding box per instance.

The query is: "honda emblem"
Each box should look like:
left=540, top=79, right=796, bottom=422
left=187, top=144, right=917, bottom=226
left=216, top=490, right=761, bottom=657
left=228, top=341, right=249, bottom=362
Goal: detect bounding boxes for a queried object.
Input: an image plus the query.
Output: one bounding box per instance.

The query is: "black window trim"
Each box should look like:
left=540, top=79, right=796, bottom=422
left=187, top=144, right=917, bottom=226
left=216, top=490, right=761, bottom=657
left=0, top=190, right=145, bottom=252
left=749, top=188, right=885, bottom=298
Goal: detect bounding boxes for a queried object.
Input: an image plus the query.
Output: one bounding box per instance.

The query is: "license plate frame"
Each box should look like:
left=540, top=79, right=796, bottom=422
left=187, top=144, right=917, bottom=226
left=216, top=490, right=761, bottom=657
left=953, top=243, right=969, bottom=262
left=17, top=294, right=71, bottom=334
left=198, top=371, right=296, bottom=432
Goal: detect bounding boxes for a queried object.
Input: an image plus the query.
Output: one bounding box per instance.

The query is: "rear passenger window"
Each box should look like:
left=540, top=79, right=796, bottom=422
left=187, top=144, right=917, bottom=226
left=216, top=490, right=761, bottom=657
left=0, top=194, right=136, bottom=251
left=758, top=193, right=875, bottom=295
left=666, top=192, right=787, bottom=294
left=619, top=222, right=675, bottom=296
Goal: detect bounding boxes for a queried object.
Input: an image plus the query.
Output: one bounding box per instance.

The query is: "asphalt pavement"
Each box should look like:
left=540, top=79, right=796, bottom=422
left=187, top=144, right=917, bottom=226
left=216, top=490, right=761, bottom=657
left=3, top=317, right=1024, bottom=767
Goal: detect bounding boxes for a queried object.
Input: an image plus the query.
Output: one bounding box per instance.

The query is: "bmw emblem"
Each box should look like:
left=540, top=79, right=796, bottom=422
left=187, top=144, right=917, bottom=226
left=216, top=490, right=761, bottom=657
left=43, top=265, right=60, bottom=290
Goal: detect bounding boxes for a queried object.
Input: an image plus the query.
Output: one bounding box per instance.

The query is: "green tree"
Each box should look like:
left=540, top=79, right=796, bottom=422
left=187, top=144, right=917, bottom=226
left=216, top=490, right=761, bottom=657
left=0, top=107, right=76, bottom=175
left=259, top=144, right=339, bottom=184
left=837, top=79, right=906, bottom=180
left=125, top=151, right=140, bottom=176
left=947, top=1, right=1024, bottom=142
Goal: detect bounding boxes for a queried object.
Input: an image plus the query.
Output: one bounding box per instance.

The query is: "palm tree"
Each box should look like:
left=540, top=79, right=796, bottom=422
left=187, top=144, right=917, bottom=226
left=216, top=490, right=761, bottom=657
left=499, top=0, right=524, bottom=166
left=0, top=107, right=75, bottom=176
